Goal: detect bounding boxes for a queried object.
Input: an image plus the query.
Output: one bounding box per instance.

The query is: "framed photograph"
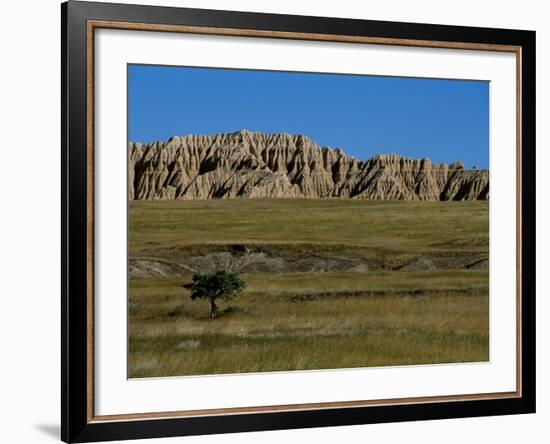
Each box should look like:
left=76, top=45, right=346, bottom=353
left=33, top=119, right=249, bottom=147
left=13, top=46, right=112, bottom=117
left=61, top=1, right=535, bottom=442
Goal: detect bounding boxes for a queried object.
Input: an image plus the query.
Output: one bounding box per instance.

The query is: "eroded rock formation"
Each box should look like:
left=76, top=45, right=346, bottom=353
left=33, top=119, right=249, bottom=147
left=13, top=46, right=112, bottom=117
left=129, top=130, right=488, bottom=201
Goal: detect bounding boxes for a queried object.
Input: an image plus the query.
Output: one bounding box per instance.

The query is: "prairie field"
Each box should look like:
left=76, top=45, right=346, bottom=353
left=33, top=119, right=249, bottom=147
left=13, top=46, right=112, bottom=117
left=128, top=199, right=489, bottom=378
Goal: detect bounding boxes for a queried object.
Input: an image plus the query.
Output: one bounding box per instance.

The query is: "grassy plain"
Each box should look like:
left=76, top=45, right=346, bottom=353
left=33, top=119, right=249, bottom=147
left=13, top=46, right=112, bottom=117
left=128, top=199, right=489, bottom=378
left=129, top=199, right=489, bottom=255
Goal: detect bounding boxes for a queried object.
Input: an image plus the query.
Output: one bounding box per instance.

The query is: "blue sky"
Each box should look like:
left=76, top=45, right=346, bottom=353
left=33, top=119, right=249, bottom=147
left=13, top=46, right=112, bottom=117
left=128, top=65, right=489, bottom=169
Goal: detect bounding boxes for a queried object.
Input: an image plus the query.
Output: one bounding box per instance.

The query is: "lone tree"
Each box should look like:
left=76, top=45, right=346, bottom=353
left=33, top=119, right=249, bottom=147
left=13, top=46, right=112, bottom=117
left=183, top=271, right=245, bottom=320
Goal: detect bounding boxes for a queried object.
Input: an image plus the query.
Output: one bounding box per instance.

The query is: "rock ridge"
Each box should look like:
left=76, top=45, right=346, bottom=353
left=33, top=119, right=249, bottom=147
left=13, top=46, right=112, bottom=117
left=129, top=130, right=489, bottom=201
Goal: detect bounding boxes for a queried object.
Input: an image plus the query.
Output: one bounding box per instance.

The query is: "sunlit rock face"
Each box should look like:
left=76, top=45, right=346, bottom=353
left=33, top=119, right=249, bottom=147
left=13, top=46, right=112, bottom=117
left=129, top=130, right=488, bottom=201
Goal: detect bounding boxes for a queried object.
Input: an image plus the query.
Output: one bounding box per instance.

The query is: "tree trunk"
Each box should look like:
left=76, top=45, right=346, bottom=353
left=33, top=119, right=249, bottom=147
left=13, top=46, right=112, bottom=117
left=210, top=299, right=218, bottom=320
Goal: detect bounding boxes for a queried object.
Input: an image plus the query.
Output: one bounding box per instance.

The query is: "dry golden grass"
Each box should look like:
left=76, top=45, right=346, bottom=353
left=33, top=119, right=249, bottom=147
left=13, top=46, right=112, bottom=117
left=128, top=199, right=489, bottom=377
left=129, top=272, right=488, bottom=377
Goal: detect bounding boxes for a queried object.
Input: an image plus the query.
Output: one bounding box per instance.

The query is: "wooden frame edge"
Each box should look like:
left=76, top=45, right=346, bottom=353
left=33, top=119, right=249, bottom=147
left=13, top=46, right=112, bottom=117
left=516, top=46, right=523, bottom=398
left=89, top=19, right=522, bottom=52
left=86, top=18, right=95, bottom=424
left=90, top=391, right=520, bottom=423
left=84, top=18, right=525, bottom=425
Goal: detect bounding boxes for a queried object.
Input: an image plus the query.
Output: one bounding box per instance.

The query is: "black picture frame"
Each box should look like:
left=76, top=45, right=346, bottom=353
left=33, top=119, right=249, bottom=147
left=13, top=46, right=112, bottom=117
left=61, top=1, right=536, bottom=442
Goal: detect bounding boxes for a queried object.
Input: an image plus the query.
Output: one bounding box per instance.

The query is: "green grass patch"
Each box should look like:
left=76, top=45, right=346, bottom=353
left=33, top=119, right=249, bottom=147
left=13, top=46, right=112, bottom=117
left=128, top=199, right=489, bottom=377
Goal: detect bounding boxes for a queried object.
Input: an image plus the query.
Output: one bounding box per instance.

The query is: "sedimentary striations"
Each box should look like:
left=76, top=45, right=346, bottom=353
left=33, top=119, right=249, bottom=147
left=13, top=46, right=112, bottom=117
left=129, top=130, right=489, bottom=201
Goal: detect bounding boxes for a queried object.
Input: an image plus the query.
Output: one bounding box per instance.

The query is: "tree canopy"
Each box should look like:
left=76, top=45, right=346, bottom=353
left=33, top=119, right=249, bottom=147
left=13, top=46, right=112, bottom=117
left=183, top=271, right=245, bottom=320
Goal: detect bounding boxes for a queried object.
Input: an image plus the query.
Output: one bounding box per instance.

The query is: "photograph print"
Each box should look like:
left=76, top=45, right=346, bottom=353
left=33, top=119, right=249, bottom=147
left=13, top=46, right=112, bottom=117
left=127, top=64, right=489, bottom=379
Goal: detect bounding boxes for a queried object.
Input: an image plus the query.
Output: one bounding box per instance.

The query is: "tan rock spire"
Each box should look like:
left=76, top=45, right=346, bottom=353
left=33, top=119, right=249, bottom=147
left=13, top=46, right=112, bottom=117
left=128, top=131, right=488, bottom=201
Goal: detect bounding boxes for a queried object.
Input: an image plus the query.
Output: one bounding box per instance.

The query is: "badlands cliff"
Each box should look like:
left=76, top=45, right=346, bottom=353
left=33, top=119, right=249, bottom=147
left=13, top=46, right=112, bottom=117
left=128, top=130, right=489, bottom=201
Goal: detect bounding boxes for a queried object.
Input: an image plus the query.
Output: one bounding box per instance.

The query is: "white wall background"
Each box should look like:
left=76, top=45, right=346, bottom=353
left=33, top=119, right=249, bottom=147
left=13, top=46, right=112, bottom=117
left=0, top=0, right=547, bottom=443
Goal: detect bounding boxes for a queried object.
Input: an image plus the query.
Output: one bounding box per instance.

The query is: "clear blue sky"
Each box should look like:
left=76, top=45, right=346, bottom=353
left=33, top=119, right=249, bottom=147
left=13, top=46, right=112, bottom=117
left=128, top=64, right=489, bottom=169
